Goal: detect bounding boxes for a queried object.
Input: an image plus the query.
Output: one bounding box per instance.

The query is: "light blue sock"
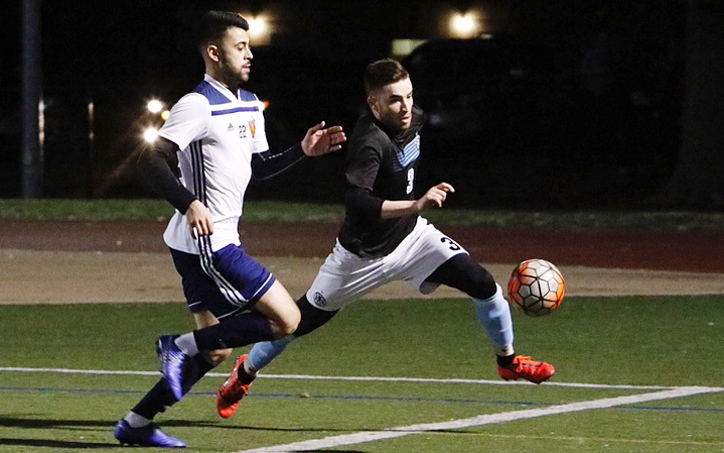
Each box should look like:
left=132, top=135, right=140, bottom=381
left=247, top=335, right=296, bottom=372
left=473, top=283, right=515, bottom=356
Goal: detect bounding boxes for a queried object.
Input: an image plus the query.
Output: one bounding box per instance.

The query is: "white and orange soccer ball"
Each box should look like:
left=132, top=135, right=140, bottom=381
left=507, top=259, right=565, bottom=317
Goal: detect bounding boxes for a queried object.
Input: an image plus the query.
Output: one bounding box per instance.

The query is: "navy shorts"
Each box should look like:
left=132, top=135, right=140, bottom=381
left=170, top=244, right=276, bottom=320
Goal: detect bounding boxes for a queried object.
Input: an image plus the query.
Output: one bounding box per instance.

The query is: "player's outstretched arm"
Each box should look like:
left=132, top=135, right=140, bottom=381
left=380, top=182, right=455, bottom=219
left=301, top=121, right=347, bottom=157
left=252, top=122, right=346, bottom=180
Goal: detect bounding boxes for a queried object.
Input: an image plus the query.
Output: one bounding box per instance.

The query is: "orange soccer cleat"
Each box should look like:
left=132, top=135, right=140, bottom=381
left=497, top=355, right=555, bottom=384
left=216, top=354, right=254, bottom=418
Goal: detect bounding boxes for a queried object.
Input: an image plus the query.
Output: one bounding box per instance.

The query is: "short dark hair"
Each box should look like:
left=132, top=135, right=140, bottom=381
left=196, top=11, right=249, bottom=53
left=363, top=59, right=409, bottom=94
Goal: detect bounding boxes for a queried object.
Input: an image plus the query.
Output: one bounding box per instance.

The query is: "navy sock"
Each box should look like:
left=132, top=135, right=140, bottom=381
left=238, top=365, right=256, bottom=384
left=132, top=355, right=216, bottom=419
left=497, top=354, right=515, bottom=367
left=131, top=379, right=175, bottom=420
left=193, top=312, right=274, bottom=351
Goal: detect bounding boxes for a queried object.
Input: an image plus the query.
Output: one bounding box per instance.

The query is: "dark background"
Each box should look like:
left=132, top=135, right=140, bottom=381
left=2, top=0, right=721, bottom=209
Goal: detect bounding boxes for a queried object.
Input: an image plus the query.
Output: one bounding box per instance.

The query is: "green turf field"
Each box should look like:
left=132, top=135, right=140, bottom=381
left=2, top=198, right=724, bottom=231
left=1, top=296, right=723, bottom=452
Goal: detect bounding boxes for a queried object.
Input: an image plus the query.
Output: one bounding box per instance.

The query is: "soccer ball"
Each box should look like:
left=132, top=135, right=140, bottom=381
left=507, top=259, right=565, bottom=317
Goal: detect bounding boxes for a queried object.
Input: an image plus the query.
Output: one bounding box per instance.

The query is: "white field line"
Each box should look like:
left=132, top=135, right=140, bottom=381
left=0, top=366, right=696, bottom=391
left=439, top=432, right=724, bottom=447
left=3, top=367, right=722, bottom=452
left=234, top=386, right=724, bottom=453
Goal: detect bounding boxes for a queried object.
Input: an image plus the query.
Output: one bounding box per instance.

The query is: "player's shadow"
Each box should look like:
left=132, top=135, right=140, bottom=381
left=0, top=416, right=369, bottom=450
left=0, top=438, right=113, bottom=449
left=187, top=421, right=380, bottom=452
left=0, top=417, right=119, bottom=449
left=175, top=419, right=373, bottom=435
left=0, top=416, right=115, bottom=429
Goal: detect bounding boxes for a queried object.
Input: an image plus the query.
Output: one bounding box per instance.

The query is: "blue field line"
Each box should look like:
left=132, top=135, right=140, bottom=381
left=1, top=366, right=723, bottom=415
left=1, top=385, right=723, bottom=415
left=0, top=385, right=542, bottom=407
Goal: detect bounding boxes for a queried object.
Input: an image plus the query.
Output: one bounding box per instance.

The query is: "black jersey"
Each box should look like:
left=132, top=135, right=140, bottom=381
left=338, top=105, right=425, bottom=257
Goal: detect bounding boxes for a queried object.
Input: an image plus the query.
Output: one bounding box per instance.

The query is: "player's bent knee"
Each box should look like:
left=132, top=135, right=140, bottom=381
left=257, top=280, right=301, bottom=337
left=280, top=313, right=300, bottom=336
left=472, top=269, right=498, bottom=300
left=430, top=254, right=498, bottom=299
left=450, top=254, right=497, bottom=299
left=271, top=309, right=300, bottom=337
left=204, top=348, right=232, bottom=365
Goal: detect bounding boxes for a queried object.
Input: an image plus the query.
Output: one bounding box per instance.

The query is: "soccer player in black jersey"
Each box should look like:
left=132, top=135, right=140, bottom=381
left=216, top=59, right=555, bottom=418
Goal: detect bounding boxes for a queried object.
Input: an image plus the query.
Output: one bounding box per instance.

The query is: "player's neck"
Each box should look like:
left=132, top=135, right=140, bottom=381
left=206, top=71, right=242, bottom=97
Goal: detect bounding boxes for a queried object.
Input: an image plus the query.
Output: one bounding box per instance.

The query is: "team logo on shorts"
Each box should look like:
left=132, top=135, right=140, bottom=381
left=248, top=119, right=256, bottom=138
left=313, top=291, right=327, bottom=307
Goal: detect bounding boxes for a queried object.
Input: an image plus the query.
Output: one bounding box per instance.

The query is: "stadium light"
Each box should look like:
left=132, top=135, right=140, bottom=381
left=143, top=127, right=159, bottom=143
left=147, top=99, right=164, bottom=114
left=246, top=14, right=272, bottom=45
left=161, top=110, right=171, bottom=121
left=247, top=16, right=267, bottom=35
left=450, top=12, right=482, bottom=38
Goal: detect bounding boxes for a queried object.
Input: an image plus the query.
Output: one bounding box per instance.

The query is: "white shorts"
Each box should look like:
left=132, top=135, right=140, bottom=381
left=306, top=217, right=468, bottom=311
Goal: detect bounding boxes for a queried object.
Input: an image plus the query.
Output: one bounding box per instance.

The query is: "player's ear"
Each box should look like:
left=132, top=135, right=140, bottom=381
left=206, top=44, right=221, bottom=63
left=366, top=95, right=379, bottom=116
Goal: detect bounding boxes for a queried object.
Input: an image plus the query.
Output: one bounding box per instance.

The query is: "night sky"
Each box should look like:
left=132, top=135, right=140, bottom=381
left=1, top=1, right=687, bottom=205
left=3, top=1, right=684, bottom=91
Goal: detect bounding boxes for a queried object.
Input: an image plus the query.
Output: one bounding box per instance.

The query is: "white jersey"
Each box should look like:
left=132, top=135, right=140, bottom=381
left=158, top=74, right=269, bottom=254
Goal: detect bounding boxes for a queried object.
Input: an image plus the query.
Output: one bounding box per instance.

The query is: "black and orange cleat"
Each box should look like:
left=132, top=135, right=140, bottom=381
left=497, top=355, right=555, bottom=384
left=216, top=354, right=254, bottom=418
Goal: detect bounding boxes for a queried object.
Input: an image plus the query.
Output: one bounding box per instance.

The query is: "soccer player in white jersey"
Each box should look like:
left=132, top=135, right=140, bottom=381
left=113, top=11, right=345, bottom=448
left=214, top=59, right=556, bottom=419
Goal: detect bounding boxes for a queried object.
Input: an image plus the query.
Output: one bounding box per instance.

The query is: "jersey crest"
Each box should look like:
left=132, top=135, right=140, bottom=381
left=249, top=119, right=256, bottom=138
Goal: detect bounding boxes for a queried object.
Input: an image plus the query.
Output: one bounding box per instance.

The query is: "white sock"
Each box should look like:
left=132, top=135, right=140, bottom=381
left=124, top=411, right=151, bottom=428
left=243, top=359, right=258, bottom=377
left=174, top=333, right=199, bottom=356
